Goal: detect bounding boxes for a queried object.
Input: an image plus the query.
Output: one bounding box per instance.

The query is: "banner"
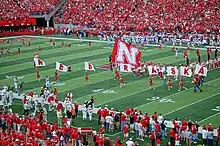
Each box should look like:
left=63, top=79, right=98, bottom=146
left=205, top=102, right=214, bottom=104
left=0, top=18, right=36, bottom=27
left=35, top=58, right=45, bottom=67
left=112, top=39, right=141, bottom=68
left=56, top=62, right=68, bottom=72
left=167, top=66, right=178, bottom=76
left=147, top=66, right=158, bottom=75
left=179, top=66, right=193, bottom=77
left=195, top=65, right=208, bottom=76
left=119, top=64, right=133, bottom=72
left=84, top=62, right=95, bottom=71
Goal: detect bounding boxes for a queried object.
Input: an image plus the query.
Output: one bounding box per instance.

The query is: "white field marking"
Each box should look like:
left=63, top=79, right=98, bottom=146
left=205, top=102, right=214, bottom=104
left=3, top=48, right=171, bottom=85
left=23, top=35, right=220, bottom=50
left=104, top=131, right=123, bottom=137
left=135, top=77, right=220, bottom=110
left=95, top=69, right=220, bottom=107
left=0, top=36, right=26, bottom=40
left=163, top=92, right=220, bottom=116
left=198, top=112, right=220, bottom=124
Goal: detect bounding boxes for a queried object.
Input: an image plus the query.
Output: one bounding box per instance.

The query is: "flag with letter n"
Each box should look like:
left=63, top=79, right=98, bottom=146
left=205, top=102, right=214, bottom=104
left=111, top=38, right=141, bottom=68
left=56, top=62, right=68, bottom=72
left=84, top=62, right=95, bottom=71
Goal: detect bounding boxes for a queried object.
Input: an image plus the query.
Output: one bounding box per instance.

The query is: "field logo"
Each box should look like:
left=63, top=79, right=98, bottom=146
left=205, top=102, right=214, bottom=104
left=147, top=96, right=175, bottom=103
left=180, top=66, right=193, bottom=77
left=212, top=106, right=220, bottom=112
left=112, top=39, right=141, bottom=68
left=93, top=88, right=116, bottom=94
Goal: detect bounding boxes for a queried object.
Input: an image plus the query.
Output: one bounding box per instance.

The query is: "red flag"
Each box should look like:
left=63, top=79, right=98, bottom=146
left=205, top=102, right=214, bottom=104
left=112, top=39, right=141, bottom=68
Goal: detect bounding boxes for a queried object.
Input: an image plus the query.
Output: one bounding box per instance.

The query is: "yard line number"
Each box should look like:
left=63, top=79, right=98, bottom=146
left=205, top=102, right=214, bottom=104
left=212, top=106, right=220, bottom=112
left=147, top=96, right=175, bottom=103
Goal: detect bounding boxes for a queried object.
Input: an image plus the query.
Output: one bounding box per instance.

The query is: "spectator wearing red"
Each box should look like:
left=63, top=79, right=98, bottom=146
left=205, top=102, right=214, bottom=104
left=216, top=126, right=220, bottom=146
left=169, top=128, right=175, bottom=146
left=121, top=113, right=127, bottom=131
left=99, top=125, right=105, bottom=137
left=149, top=131, right=156, bottom=146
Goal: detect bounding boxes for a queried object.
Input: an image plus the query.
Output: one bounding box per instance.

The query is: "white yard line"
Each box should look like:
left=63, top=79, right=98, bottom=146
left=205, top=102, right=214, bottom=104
left=164, top=92, right=220, bottom=116
left=104, top=131, right=123, bottom=137
left=2, top=35, right=218, bottom=50
left=135, top=78, right=220, bottom=109
left=198, top=112, right=220, bottom=124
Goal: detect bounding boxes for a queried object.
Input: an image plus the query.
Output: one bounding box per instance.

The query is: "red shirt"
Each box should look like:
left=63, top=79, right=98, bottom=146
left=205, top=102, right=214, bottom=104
left=150, top=132, right=155, bottom=140
left=123, top=125, right=129, bottom=133
left=181, top=125, right=187, bottom=132
left=63, top=126, right=70, bottom=134
left=99, top=127, right=105, bottom=134
left=141, top=119, right=147, bottom=128
left=70, top=129, right=78, bottom=139
left=97, top=109, right=101, bottom=116
left=191, top=125, right=197, bottom=134
left=170, top=129, right=175, bottom=137
left=42, top=122, right=47, bottom=130
left=121, top=114, right=126, bottom=122
left=125, top=108, right=131, bottom=115
left=74, top=103, right=79, bottom=109
left=155, top=123, right=160, bottom=132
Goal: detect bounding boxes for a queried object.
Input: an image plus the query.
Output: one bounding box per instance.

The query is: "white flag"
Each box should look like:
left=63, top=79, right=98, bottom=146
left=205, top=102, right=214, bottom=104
left=179, top=66, right=193, bottom=77
left=195, top=64, right=208, bottom=76
left=147, top=66, right=158, bottom=75
left=119, top=64, right=133, bottom=72
left=84, top=62, right=95, bottom=71
left=56, top=62, right=68, bottom=72
left=167, top=66, right=178, bottom=76
left=35, top=58, right=45, bottom=67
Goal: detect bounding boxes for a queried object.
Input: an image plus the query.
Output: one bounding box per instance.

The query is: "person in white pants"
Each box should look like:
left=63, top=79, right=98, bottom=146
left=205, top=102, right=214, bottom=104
left=8, top=87, right=13, bottom=106
left=82, top=103, right=87, bottom=121
left=1, top=86, right=8, bottom=105
left=87, top=105, right=93, bottom=122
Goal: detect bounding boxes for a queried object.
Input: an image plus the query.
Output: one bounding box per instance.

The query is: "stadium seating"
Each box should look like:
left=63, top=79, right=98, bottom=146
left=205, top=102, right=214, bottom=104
left=56, top=0, right=220, bottom=33
left=0, top=0, right=59, bottom=20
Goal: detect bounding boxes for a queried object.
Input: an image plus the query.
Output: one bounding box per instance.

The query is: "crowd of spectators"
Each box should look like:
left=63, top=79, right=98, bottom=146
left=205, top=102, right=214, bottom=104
left=55, top=0, right=220, bottom=33
left=0, top=0, right=59, bottom=20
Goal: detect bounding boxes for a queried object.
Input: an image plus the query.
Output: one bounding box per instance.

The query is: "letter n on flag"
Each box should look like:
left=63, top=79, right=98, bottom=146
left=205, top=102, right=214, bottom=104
left=84, top=62, right=95, bottom=71
left=194, top=65, right=208, bottom=76
left=56, top=62, right=68, bottom=72
left=111, top=38, right=141, bottom=67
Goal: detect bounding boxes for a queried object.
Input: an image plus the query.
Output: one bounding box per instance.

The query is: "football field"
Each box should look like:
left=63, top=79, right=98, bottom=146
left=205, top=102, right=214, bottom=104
left=0, top=35, right=220, bottom=144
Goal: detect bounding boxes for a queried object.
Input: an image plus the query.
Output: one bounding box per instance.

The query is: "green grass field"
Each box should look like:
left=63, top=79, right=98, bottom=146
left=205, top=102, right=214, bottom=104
left=0, top=35, right=220, bottom=145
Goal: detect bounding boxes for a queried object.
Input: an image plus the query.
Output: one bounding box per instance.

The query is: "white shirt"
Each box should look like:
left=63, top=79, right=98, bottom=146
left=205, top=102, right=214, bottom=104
left=105, top=116, right=113, bottom=124
left=202, top=129, right=208, bottom=139
left=126, top=140, right=134, bottom=146
left=158, top=116, right=164, bottom=124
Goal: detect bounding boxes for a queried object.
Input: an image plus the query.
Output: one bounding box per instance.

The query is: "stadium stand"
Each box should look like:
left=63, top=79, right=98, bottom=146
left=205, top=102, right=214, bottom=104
left=56, top=0, right=220, bottom=33
left=0, top=0, right=59, bottom=20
